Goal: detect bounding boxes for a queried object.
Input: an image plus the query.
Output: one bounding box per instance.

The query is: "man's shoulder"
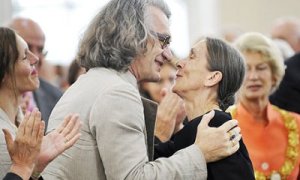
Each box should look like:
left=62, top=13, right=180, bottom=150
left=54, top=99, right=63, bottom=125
left=88, top=68, right=137, bottom=89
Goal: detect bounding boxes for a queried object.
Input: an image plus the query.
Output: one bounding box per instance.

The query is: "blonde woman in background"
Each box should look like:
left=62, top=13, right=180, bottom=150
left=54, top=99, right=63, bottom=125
left=230, top=32, right=300, bottom=179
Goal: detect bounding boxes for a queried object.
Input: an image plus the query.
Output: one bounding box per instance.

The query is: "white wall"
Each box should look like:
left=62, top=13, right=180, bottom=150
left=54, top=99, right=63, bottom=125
left=185, top=0, right=300, bottom=45
left=0, top=0, right=12, bottom=25
left=186, top=0, right=219, bottom=45
left=1, top=0, right=300, bottom=64
left=219, top=0, right=300, bottom=35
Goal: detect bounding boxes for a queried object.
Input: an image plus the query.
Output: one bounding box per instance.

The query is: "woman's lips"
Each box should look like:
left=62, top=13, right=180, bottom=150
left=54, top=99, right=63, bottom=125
left=31, top=68, right=38, bottom=76
left=247, top=84, right=261, bottom=91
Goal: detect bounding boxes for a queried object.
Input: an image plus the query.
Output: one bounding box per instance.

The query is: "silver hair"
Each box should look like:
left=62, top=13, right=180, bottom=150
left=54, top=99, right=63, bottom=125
left=77, top=0, right=171, bottom=72
left=205, top=37, right=246, bottom=111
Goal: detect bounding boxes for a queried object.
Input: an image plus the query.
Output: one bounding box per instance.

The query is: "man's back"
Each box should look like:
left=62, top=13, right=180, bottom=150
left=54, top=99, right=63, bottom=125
left=43, top=68, right=207, bottom=180
left=43, top=68, right=145, bottom=179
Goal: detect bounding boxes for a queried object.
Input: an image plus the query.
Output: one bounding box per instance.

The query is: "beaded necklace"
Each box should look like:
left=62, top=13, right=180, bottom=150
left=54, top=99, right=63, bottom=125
left=228, top=105, right=299, bottom=180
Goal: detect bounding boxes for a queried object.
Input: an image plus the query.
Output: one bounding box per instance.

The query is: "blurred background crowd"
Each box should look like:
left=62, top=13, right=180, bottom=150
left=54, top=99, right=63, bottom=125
left=1, top=0, right=300, bottom=179
left=0, top=0, right=299, bottom=93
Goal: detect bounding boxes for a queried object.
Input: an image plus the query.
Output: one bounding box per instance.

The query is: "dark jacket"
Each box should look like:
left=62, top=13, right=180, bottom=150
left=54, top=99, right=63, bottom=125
left=33, top=78, right=62, bottom=131
left=270, top=53, right=300, bottom=114
left=141, top=97, right=157, bottom=160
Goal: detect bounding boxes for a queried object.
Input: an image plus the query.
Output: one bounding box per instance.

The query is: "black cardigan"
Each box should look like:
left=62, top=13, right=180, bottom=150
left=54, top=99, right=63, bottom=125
left=155, top=110, right=255, bottom=180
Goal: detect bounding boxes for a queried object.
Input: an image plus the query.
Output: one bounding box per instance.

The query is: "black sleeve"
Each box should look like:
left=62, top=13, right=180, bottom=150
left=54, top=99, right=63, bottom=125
left=3, top=173, right=23, bottom=180
left=29, top=177, right=44, bottom=180
left=3, top=173, right=44, bottom=180
left=171, top=110, right=255, bottom=180
left=207, top=138, right=254, bottom=180
left=206, top=111, right=255, bottom=180
left=153, top=136, right=176, bottom=160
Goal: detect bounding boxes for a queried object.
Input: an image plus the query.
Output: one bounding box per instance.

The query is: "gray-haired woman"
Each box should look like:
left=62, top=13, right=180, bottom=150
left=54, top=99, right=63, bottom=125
left=156, top=37, right=255, bottom=180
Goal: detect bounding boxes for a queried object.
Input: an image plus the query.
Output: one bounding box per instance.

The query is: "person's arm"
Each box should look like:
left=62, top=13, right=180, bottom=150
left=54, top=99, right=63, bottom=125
left=154, top=136, right=175, bottom=159
left=32, top=114, right=81, bottom=176
left=3, top=172, right=23, bottom=180
left=207, top=139, right=254, bottom=180
left=2, top=172, right=44, bottom=180
left=155, top=91, right=184, bottom=142
left=154, top=111, right=242, bottom=163
left=2, top=109, right=44, bottom=180
left=91, top=85, right=240, bottom=180
left=194, top=111, right=241, bottom=162
left=2, top=110, right=81, bottom=180
left=203, top=112, right=254, bottom=180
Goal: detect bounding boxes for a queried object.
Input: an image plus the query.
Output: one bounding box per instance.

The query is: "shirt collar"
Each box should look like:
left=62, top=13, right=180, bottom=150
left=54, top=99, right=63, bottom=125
left=237, top=102, right=279, bottom=125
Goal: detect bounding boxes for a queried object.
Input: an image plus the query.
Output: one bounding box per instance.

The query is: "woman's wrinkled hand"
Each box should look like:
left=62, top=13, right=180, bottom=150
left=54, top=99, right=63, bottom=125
left=3, top=108, right=45, bottom=180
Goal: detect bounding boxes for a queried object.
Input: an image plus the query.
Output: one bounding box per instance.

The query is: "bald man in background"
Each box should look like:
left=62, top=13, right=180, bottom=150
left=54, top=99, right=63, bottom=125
left=271, top=17, right=300, bottom=53
left=7, top=17, right=62, bottom=129
left=270, top=17, right=300, bottom=114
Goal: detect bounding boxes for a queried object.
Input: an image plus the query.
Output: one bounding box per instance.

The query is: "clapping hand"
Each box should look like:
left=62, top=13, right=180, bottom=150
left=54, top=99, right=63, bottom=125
left=3, top=109, right=44, bottom=180
left=34, top=114, right=81, bottom=173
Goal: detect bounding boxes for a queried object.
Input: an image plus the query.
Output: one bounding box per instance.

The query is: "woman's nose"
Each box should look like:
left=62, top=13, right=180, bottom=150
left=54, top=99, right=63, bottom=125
left=176, top=60, right=185, bottom=69
left=247, top=69, right=258, bottom=80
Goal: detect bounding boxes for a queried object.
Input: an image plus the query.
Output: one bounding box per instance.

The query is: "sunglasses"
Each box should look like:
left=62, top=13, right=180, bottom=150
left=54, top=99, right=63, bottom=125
left=152, top=32, right=171, bottom=48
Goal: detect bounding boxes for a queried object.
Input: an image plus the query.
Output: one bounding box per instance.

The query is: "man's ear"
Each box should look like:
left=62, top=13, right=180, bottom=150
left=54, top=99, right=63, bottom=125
left=204, top=71, right=222, bottom=87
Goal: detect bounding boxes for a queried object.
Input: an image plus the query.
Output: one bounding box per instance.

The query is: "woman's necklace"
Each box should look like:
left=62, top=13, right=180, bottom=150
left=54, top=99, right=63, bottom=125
left=229, top=105, right=299, bottom=180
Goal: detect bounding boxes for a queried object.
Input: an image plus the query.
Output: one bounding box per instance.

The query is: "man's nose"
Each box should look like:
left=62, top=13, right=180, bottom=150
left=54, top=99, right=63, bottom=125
left=162, top=46, right=173, bottom=62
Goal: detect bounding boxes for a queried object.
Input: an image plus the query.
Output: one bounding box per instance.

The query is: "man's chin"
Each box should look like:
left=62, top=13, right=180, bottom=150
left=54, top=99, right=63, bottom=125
left=143, top=75, right=160, bottom=83
left=151, top=74, right=161, bottom=82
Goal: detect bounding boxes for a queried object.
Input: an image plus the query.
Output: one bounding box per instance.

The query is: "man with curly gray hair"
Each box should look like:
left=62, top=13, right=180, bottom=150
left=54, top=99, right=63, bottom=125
left=43, top=0, right=241, bottom=179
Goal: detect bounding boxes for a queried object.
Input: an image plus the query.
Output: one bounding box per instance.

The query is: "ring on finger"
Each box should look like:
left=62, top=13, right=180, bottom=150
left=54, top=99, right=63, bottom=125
left=228, top=131, right=236, bottom=141
left=231, top=134, right=236, bottom=141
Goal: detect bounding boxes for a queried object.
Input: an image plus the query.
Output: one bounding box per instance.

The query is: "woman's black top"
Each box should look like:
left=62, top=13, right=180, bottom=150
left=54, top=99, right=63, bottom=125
left=154, top=110, right=255, bottom=180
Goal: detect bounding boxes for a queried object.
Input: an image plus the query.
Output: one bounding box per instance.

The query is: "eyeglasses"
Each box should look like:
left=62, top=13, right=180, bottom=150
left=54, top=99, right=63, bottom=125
left=157, top=33, right=171, bottom=48
left=151, top=31, right=171, bottom=49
